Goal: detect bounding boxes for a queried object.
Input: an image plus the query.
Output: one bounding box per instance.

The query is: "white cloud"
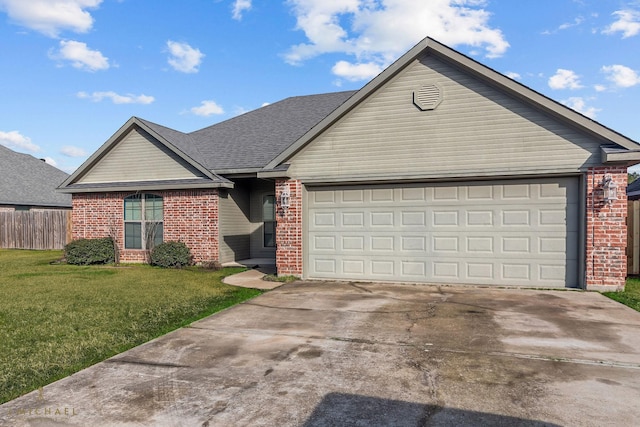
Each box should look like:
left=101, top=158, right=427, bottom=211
left=594, top=84, right=607, bottom=92
left=77, top=91, right=155, bottom=104
left=167, top=40, right=204, bottom=73
left=332, top=60, right=383, bottom=81
left=232, top=0, right=252, bottom=20
left=284, top=0, right=508, bottom=81
left=190, top=100, right=224, bottom=116
left=603, top=9, right=640, bottom=38
left=0, top=130, right=40, bottom=153
left=562, top=97, right=600, bottom=119
left=50, top=40, right=109, bottom=71
left=505, top=71, right=521, bottom=80
left=548, top=69, right=583, bottom=90
left=601, top=64, right=640, bottom=88
left=60, top=145, right=88, bottom=157
left=0, top=0, right=102, bottom=37
left=542, top=16, right=584, bottom=35
left=43, top=157, right=58, bottom=167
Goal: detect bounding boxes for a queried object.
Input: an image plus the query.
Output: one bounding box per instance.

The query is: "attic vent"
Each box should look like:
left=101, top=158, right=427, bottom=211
left=413, top=84, right=442, bottom=111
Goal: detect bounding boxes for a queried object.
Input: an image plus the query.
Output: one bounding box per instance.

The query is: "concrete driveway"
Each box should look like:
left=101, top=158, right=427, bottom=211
left=2, top=281, right=640, bottom=426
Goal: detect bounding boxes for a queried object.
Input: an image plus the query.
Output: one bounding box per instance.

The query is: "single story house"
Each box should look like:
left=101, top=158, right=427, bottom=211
left=58, top=37, right=640, bottom=291
left=0, top=144, right=71, bottom=211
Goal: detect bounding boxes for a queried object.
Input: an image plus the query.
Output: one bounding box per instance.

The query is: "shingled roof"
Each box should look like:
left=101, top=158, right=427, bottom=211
left=0, top=144, right=71, bottom=208
left=138, top=90, right=357, bottom=173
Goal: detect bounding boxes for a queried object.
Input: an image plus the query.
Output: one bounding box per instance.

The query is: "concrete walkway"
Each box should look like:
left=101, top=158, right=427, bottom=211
left=2, top=282, right=640, bottom=426
left=222, top=268, right=284, bottom=290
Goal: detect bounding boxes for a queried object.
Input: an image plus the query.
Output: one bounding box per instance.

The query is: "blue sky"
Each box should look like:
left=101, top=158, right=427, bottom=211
left=1, top=0, right=639, bottom=173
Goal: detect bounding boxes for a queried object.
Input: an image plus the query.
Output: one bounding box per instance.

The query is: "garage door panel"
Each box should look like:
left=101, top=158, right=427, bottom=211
left=307, top=178, right=579, bottom=287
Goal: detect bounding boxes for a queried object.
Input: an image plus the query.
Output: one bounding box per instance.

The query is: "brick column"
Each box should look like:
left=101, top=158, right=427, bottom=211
left=275, top=179, right=303, bottom=277
left=585, top=166, right=627, bottom=291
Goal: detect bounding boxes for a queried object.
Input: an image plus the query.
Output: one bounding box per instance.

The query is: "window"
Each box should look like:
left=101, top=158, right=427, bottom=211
left=124, top=194, right=163, bottom=249
left=263, top=195, right=276, bottom=248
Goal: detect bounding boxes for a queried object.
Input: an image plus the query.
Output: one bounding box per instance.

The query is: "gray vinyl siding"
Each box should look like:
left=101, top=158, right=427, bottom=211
left=288, top=53, right=603, bottom=181
left=249, top=180, right=276, bottom=259
left=77, top=128, right=204, bottom=184
left=218, top=185, right=251, bottom=263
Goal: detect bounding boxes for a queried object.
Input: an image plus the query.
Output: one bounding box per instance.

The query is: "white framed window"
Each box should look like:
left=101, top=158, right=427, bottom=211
left=263, top=195, right=276, bottom=248
left=124, top=194, right=163, bottom=250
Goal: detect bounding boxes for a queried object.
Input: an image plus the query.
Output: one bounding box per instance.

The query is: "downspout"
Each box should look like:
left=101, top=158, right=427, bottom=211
left=591, top=169, right=595, bottom=282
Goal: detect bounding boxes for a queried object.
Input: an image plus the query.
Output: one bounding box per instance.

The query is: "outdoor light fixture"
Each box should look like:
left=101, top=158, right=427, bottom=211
left=280, top=189, right=290, bottom=209
left=602, top=175, right=618, bottom=204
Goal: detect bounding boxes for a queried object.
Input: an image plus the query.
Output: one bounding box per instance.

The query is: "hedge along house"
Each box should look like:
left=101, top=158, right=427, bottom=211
left=58, top=38, right=640, bottom=291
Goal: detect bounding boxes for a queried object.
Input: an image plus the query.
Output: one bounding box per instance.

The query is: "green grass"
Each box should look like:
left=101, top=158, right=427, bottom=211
left=603, top=277, right=640, bottom=312
left=0, top=249, right=262, bottom=404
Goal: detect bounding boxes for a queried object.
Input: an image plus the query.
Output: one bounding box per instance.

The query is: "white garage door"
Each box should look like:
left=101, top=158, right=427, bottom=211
left=306, top=178, right=579, bottom=287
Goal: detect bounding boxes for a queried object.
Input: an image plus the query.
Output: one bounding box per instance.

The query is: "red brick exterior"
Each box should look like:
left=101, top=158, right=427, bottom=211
left=72, top=189, right=219, bottom=264
left=275, top=179, right=303, bottom=276
left=586, top=166, right=628, bottom=291
left=69, top=170, right=630, bottom=288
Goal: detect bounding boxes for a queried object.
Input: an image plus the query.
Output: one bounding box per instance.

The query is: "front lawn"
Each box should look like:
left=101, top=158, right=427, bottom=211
left=603, top=277, right=640, bottom=312
left=0, top=249, right=261, bottom=404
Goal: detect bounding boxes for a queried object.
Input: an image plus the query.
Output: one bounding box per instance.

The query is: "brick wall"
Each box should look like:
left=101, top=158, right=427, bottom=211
left=275, top=179, right=303, bottom=276
left=163, top=190, right=219, bottom=263
left=72, top=189, right=219, bottom=264
left=586, top=166, right=628, bottom=291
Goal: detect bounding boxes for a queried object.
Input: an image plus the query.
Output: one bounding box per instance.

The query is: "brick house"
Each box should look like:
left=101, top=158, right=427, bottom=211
left=58, top=38, right=640, bottom=291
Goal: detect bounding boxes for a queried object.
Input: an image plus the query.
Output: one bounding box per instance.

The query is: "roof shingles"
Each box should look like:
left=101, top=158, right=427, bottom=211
left=0, top=145, right=71, bottom=207
left=137, top=91, right=356, bottom=172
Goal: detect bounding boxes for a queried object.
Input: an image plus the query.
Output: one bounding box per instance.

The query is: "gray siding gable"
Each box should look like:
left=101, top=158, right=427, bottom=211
left=0, top=144, right=71, bottom=207
left=269, top=37, right=640, bottom=174
left=287, top=52, right=611, bottom=181
left=59, top=118, right=231, bottom=192
left=76, top=127, right=206, bottom=184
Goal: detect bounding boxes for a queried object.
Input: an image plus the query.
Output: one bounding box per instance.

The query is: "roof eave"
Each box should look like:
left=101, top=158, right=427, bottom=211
left=58, top=180, right=234, bottom=194
left=601, top=146, right=640, bottom=166
left=257, top=164, right=291, bottom=179
left=0, top=201, right=72, bottom=208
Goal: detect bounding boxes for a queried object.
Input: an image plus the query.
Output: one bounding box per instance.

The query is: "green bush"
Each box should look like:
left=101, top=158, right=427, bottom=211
left=65, top=237, right=115, bottom=265
left=150, top=241, right=193, bottom=268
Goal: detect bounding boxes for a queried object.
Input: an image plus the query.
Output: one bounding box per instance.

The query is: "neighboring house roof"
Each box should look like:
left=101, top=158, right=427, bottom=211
left=627, top=178, right=640, bottom=199
left=0, top=144, right=71, bottom=208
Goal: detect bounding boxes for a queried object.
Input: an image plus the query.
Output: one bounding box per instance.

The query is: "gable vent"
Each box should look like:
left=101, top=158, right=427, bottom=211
left=413, top=84, right=442, bottom=111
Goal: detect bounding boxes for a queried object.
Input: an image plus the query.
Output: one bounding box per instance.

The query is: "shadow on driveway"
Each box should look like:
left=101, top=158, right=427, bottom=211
left=303, top=392, right=560, bottom=427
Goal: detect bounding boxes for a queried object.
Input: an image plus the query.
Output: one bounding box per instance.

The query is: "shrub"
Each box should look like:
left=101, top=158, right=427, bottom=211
left=65, top=237, right=115, bottom=265
left=200, top=260, right=222, bottom=271
left=150, top=241, right=193, bottom=268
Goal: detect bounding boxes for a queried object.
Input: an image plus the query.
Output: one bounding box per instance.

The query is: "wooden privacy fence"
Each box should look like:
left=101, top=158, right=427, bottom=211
left=0, top=210, right=72, bottom=250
